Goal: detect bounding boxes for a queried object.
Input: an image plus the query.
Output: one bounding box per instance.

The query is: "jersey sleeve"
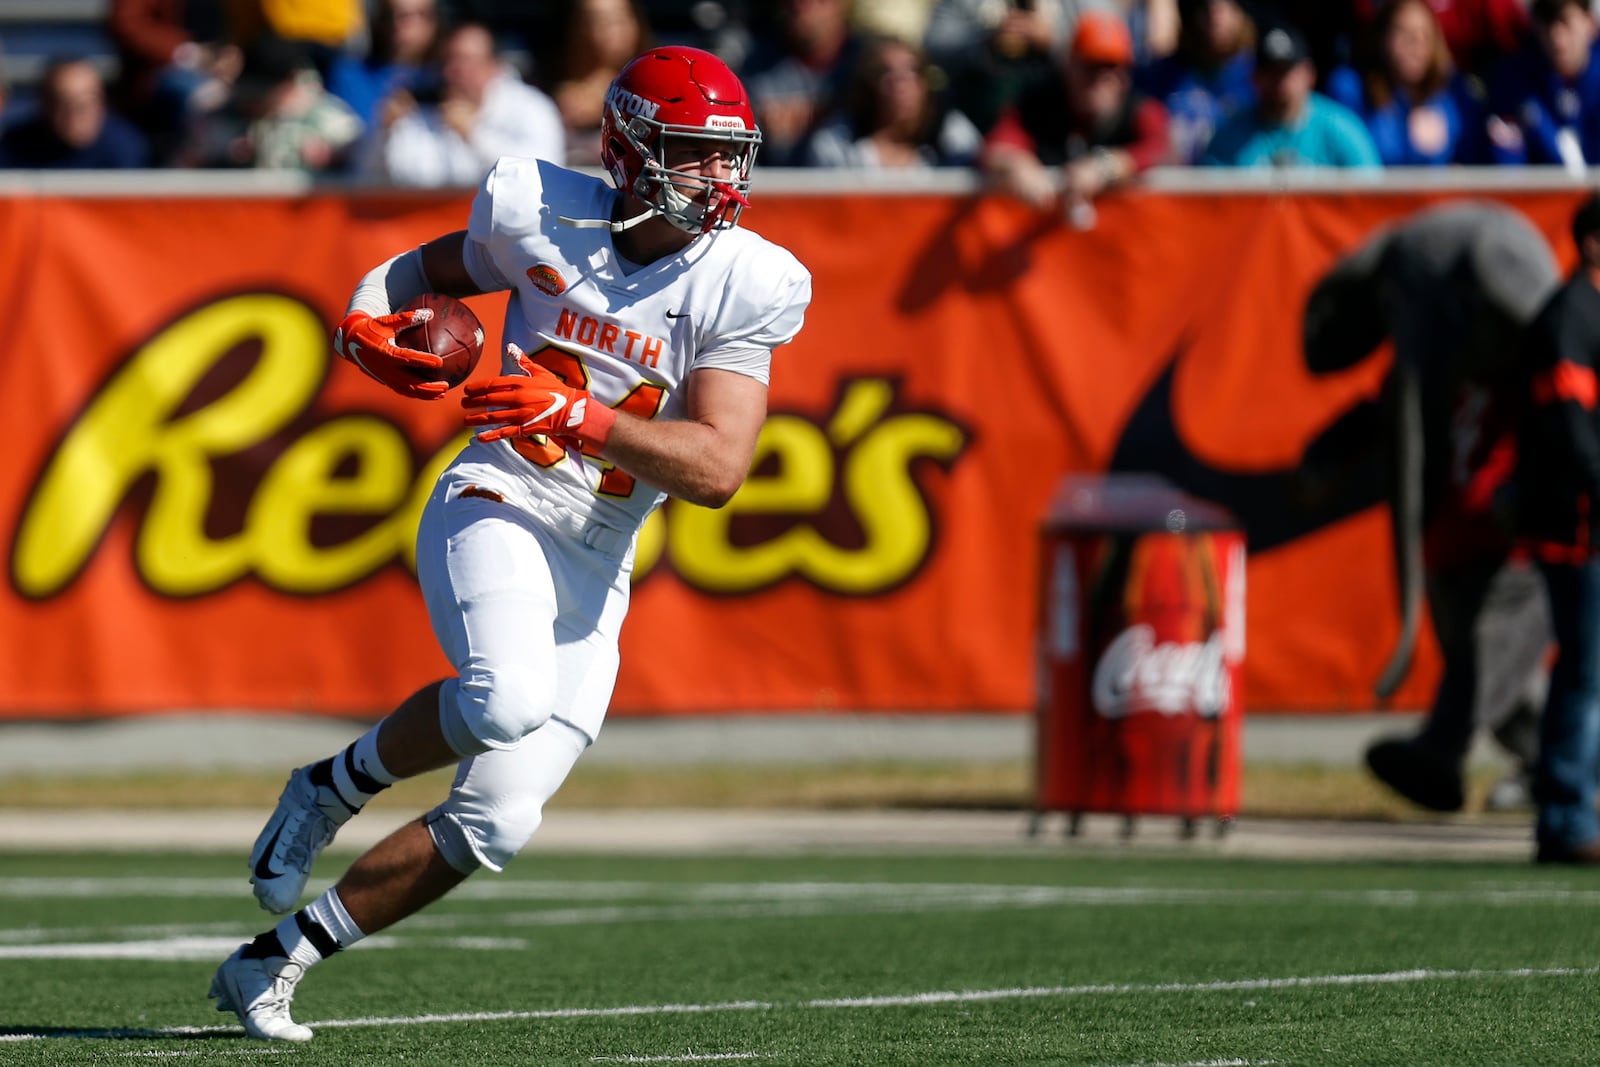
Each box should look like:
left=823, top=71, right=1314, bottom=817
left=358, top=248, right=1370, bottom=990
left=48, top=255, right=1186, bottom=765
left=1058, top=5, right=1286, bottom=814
left=694, top=252, right=812, bottom=386
left=462, top=159, right=524, bottom=292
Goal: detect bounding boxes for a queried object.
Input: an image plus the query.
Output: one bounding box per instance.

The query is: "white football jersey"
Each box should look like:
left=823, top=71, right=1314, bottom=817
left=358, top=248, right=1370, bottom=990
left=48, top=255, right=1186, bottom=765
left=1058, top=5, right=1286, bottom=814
left=458, top=156, right=811, bottom=536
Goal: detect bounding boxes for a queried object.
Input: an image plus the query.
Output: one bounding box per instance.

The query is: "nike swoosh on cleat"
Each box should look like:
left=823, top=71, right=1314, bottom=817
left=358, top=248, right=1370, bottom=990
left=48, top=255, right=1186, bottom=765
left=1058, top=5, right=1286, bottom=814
left=253, top=825, right=284, bottom=880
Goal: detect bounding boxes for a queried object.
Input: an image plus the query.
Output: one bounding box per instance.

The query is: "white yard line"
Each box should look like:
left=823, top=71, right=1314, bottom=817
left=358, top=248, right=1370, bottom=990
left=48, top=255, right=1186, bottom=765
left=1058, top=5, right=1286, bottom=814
left=5, top=875, right=1600, bottom=960
left=117, top=1050, right=296, bottom=1057
left=5, top=966, right=1586, bottom=1043
left=0, top=934, right=536, bottom=961
left=590, top=1055, right=763, bottom=1063
left=4, top=875, right=1600, bottom=907
left=1093, top=1061, right=1274, bottom=1067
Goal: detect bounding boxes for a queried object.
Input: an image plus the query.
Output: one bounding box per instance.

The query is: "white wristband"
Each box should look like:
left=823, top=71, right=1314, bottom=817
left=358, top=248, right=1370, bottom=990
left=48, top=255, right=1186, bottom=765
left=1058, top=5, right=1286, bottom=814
left=346, top=247, right=431, bottom=319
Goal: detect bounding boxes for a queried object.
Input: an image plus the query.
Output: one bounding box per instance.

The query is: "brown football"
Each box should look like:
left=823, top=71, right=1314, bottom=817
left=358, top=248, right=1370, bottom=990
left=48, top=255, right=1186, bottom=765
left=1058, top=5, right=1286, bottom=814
left=393, top=293, right=485, bottom=388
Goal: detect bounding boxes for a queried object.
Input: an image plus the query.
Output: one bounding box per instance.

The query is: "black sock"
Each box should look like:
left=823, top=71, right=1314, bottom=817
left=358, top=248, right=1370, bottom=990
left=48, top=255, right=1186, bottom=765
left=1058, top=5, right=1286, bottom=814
left=239, top=929, right=288, bottom=961
left=307, top=757, right=362, bottom=818
left=308, top=742, right=393, bottom=819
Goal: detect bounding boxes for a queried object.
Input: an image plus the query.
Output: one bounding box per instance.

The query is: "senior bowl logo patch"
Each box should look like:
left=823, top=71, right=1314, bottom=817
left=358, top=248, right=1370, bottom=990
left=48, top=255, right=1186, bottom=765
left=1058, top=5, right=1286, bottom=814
left=527, top=264, right=567, bottom=296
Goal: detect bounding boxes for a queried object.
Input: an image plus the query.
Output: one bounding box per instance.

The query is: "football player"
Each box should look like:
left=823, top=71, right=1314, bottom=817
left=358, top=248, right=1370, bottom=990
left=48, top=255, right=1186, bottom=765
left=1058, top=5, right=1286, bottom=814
left=209, top=45, right=811, bottom=1041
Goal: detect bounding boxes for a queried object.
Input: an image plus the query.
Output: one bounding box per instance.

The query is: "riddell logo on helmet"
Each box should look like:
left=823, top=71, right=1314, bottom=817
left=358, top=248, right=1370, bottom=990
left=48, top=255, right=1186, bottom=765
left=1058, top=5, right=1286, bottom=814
left=705, top=115, right=747, bottom=131
left=606, top=85, right=659, bottom=120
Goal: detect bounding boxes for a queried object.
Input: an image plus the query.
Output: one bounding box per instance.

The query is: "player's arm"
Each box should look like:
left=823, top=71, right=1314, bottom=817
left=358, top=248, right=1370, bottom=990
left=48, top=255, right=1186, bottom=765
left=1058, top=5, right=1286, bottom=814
left=418, top=231, right=494, bottom=299
left=336, top=231, right=501, bottom=399
left=596, top=367, right=768, bottom=508
left=982, top=142, right=1056, bottom=210
left=464, top=361, right=768, bottom=509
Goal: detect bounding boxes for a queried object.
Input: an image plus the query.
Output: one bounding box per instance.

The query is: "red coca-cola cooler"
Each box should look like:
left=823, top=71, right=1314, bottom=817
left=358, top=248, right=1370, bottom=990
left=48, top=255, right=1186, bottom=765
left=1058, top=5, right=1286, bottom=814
left=1033, top=474, right=1246, bottom=837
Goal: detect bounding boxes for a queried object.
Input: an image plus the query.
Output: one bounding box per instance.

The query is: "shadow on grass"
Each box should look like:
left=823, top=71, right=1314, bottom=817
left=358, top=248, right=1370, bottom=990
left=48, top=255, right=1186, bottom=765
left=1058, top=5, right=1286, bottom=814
left=0, top=1024, right=240, bottom=1041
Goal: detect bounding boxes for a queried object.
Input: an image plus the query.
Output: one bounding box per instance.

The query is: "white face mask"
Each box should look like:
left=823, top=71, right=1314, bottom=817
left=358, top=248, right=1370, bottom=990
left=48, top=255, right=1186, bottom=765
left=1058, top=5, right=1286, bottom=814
left=630, top=124, right=759, bottom=234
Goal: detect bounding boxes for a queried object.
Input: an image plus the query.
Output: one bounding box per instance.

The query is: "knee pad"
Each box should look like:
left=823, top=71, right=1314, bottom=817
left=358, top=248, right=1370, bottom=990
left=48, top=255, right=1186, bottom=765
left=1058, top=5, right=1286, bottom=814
left=437, top=666, right=555, bottom=756
left=426, top=801, right=543, bottom=874
left=425, top=718, right=589, bottom=873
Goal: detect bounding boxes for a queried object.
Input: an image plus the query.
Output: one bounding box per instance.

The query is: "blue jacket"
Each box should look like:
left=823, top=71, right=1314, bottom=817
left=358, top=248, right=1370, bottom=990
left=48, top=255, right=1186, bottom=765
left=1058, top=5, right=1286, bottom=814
left=326, top=56, right=430, bottom=135
left=1487, top=42, right=1600, bottom=166
left=1137, top=51, right=1256, bottom=164
left=1325, top=66, right=1489, bottom=165
left=0, top=112, right=148, bottom=169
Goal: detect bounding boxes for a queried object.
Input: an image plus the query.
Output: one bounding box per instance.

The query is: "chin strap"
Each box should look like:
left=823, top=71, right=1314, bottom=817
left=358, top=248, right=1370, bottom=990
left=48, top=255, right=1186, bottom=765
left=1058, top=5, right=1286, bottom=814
left=557, top=205, right=662, bottom=232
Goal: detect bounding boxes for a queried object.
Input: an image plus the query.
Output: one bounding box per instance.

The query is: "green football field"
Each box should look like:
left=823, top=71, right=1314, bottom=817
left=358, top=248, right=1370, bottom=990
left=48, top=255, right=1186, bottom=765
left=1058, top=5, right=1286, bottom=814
left=2, top=848, right=1597, bottom=1066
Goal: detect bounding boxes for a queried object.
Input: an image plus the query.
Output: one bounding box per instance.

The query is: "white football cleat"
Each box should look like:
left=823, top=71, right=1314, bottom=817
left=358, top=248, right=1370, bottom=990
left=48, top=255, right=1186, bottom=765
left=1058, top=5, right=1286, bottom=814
left=209, top=946, right=313, bottom=1042
left=249, top=766, right=337, bottom=914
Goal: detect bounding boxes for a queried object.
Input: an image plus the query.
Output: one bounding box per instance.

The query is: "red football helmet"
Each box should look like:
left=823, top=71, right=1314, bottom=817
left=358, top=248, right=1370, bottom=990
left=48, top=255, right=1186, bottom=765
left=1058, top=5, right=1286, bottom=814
left=600, top=46, right=761, bottom=234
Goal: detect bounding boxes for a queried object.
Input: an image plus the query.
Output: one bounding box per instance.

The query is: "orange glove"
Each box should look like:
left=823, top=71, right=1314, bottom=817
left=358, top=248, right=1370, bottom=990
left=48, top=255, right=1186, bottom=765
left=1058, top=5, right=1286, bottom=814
left=461, top=344, right=618, bottom=450
left=333, top=309, right=449, bottom=400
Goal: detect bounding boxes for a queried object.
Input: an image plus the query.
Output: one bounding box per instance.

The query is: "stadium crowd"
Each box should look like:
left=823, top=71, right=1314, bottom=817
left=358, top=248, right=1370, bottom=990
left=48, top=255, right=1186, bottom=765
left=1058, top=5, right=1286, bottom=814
left=0, top=0, right=1585, bottom=192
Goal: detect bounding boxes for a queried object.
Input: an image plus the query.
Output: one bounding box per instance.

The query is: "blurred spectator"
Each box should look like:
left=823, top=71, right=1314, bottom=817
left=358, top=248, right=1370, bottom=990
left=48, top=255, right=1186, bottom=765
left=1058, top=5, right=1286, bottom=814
left=852, top=0, right=938, bottom=46
left=1325, top=0, right=1489, bottom=165
left=107, top=0, right=243, bottom=162
left=1512, top=191, right=1600, bottom=864
left=925, top=0, right=1117, bottom=133
left=631, top=0, right=751, bottom=65
left=1486, top=0, right=1600, bottom=171
left=0, top=38, right=10, bottom=132
left=546, top=0, right=653, bottom=166
left=1353, top=0, right=1530, bottom=80
left=925, top=0, right=1114, bottom=66
left=0, top=58, right=150, bottom=169
left=804, top=35, right=982, bottom=166
left=326, top=0, right=440, bottom=138
left=230, top=0, right=366, bottom=71
left=1241, top=1, right=1361, bottom=75
left=1118, top=0, right=1180, bottom=65
left=1202, top=24, right=1381, bottom=167
left=371, top=22, right=564, bottom=186
left=740, top=0, right=867, bottom=165
left=981, top=11, right=1170, bottom=224
left=1136, top=0, right=1256, bottom=163
left=180, top=32, right=362, bottom=170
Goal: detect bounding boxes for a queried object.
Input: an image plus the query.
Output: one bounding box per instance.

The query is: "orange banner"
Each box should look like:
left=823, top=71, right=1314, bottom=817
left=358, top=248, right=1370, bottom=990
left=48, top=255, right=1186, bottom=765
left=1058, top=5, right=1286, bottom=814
left=0, top=185, right=1584, bottom=719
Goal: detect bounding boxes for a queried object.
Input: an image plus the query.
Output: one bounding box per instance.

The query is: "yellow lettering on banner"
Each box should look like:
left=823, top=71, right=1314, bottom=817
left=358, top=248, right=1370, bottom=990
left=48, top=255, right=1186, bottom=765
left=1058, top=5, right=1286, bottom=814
left=14, top=294, right=325, bottom=598
left=12, top=294, right=477, bottom=599
left=635, top=508, right=666, bottom=576
left=664, top=379, right=967, bottom=594
left=651, top=415, right=831, bottom=588
left=251, top=418, right=413, bottom=592
left=13, top=294, right=965, bottom=599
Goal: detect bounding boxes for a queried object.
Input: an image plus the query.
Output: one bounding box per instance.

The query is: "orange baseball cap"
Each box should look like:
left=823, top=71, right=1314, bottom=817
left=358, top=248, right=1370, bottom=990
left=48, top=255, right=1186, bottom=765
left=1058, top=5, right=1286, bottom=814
left=1071, top=11, right=1134, bottom=66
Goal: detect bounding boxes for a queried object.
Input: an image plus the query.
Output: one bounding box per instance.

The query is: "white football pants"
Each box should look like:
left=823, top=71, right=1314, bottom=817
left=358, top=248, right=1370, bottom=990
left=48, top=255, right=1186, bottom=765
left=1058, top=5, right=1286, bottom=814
left=414, top=462, right=633, bottom=872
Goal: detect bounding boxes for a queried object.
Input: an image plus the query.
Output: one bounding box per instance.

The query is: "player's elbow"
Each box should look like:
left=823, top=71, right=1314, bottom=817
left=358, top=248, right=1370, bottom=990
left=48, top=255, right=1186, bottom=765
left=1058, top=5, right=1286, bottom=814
left=682, top=461, right=747, bottom=509
left=695, top=472, right=745, bottom=509
left=675, top=424, right=761, bottom=507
